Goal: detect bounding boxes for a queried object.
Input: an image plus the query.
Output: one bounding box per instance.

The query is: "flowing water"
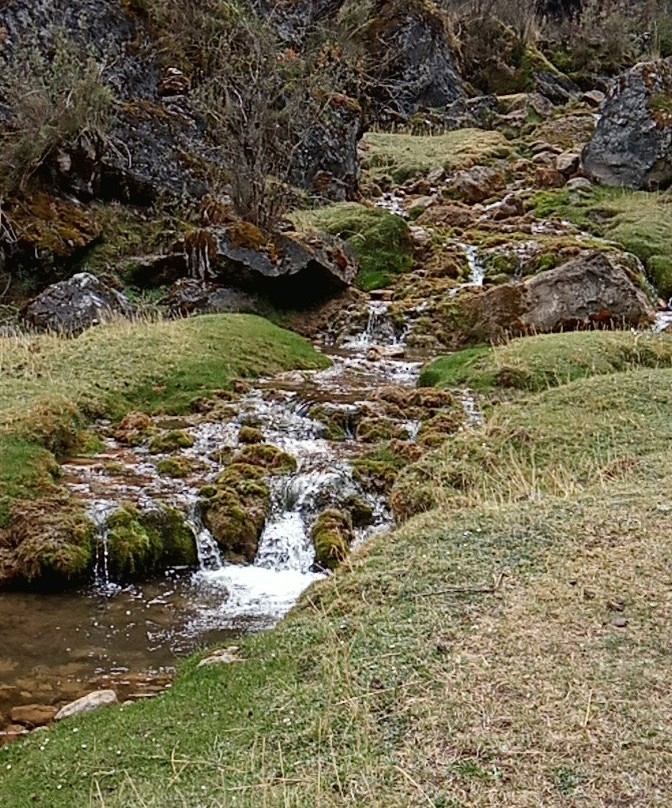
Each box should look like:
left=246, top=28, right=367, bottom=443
left=0, top=303, right=428, bottom=719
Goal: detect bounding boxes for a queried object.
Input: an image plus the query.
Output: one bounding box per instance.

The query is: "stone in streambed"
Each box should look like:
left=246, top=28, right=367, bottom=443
left=9, top=704, right=58, bottom=728
left=55, top=689, right=118, bottom=721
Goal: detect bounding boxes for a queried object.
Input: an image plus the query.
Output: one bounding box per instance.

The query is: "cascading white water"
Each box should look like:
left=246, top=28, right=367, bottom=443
left=449, top=244, right=486, bottom=296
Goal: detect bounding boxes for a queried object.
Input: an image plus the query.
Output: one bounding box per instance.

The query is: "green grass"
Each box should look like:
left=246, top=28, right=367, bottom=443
left=0, top=314, right=328, bottom=521
left=361, top=129, right=510, bottom=185
left=532, top=186, right=672, bottom=298
left=291, top=203, right=414, bottom=290
left=420, top=331, right=672, bottom=393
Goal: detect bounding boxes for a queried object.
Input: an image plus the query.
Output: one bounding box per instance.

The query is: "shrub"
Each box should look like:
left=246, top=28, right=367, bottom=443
left=0, top=29, right=114, bottom=196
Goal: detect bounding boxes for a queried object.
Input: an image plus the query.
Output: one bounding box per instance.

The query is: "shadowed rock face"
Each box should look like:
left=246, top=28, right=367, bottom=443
left=582, top=59, right=672, bottom=190
left=22, top=272, right=132, bottom=334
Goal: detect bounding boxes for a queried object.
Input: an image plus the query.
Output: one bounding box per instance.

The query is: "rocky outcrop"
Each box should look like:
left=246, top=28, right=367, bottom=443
left=55, top=689, right=118, bottom=721
left=22, top=272, right=132, bottom=335
left=363, top=0, right=465, bottom=119
left=582, top=59, right=672, bottom=189
left=455, top=252, right=655, bottom=342
left=182, top=223, right=357, bottom=306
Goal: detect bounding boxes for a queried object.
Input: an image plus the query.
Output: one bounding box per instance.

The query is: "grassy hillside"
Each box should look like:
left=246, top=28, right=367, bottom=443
left=1, top=336, right=670, bottom=807
left=0, top=314, right=329, bottom=525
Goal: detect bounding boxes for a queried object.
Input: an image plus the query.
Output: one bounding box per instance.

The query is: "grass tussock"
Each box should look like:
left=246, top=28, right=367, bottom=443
left=0, top=314, right=328, bottom=524
left=533, top=186, right=672, bottom=298
left=420, top=331, right=672, bottom=392
left=361, top=129, right=510, bottom=186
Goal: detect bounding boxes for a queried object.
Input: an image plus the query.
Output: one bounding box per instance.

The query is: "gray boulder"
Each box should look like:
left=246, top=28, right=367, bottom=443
left=162, top=278, right=261, bottom=317
left=582, top=59, right=672, bottom=189
left=22, top=272, right=132, bottom=335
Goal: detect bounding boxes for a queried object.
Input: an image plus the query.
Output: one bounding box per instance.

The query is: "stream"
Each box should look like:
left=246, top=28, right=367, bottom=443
left=0, top=302, right=429, bottom=721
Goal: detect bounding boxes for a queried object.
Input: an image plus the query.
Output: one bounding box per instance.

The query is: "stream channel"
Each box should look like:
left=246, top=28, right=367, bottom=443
left=0, top=299, right=448, bottom=720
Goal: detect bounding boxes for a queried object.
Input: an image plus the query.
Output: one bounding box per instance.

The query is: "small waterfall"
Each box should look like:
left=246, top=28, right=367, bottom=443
left=184, top=497, right=222, bottom=572
left=89, top=500, right=121, bottom=590
left=342, top=300, right=405, bottom=351
left=450, top=244, right=486, bottom=296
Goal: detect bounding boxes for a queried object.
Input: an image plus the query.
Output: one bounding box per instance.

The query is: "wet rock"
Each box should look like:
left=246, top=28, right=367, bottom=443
left=162, top=279, right=261, bottom=318
left=311, top=509, right=353, bottom=571
left=443, top=165, right=506, bottom=205
left=22, top=272, right=132, bottom=335
left=582, top=59, right=672, bottom=189
left=10, top=704, right=58, bottom=728
left=55, top=689, right=118, bottom=721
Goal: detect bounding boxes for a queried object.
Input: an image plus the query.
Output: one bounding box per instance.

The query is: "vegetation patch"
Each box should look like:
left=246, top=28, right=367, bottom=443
left=421, top=331, right=672, bottom=393
left=360, top=129, right=510, bottom=186
left=292, top=203, right=414, bottom=290
left=311, top=508, right=353, bottom=571
left=532, top=187, right=672, bottom=298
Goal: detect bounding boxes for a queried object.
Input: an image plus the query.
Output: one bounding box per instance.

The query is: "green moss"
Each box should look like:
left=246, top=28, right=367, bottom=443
left=419, top=346, right=493, bottom=389
left=148, top=430, right=195, bottom=453
left=292, top=203, right=414, bottom=290
left=0, top=436, right=59, bottom=528
left=355, top=417, right=408, bottom=443
left=531, top=187, right=672, bottom=298
left=140, top=507, right=198, bottom=568
left=238, top=426, right=264, bottom=444
left=311, top=509, right=353, bottom=571
left=156, top=457, right=197, bottom=477
left=106, top=505, right=163, bottom=581
left=232, top=444, right=297, bottom=474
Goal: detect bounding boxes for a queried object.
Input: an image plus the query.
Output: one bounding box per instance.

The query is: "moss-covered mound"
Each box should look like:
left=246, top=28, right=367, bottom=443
left=105, top=504, right=197, bottom=581
left=311, top=508, right=353, bottom=571
left=292, top=203, right=414, bottom=290
left=202, top=463, right=271, bottom=564
left=0, top=496, right=94, bottom=589
left=232, top=444, right=297, bottom=474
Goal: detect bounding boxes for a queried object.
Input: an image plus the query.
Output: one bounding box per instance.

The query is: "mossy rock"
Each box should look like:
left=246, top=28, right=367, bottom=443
left=232, top=444, right=297, bottom=474
left=203, top=483, right=270, bottom=564
left=148, top=430, right=195, bottom=453
left=311, top=509, right=353, bottom=571
left=238, top=426, right=264, bottom=444
left=2, top=497, right=94, bottom=590
left=343, top=495, right=375, bottom=528
left=114, top=412, right=155, bottom=446
left=104, top=504, right=197, bottom=581
left=309, top=405, right=360, bottom=441
left=355, top=417, right=409, bottom=443
left=156, top=457, right=197, bottom=478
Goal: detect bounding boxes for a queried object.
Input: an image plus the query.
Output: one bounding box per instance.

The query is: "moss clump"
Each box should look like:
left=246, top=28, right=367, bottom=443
left=148, top=430, right=195, bottom=453
left=292, top=202, right=414, bottom=290
left=309, top=405, right=359, bottom=441
left=311, top=509, right=353, bottom=571
left=105, top=505, right=163, bottom=581
left=352, top=443, right=410, bottom=495
left=238, top=426, right=264, bottom=444
left=343, top=495, right=375, bottom=528
left=1, top=497, right=94, bottom=589
left=156, top=457, right=197, bottom=477
left=532, top=186, right=672, bottom=298
left=356, top=417, right=409, bottom=443
left=105, top=504, right=197, bottom=580
left=114, top=412, right=155, bottom=446
left=232, top=444, right=297, bottom=474
left=203, top=463, right=270, bottom=564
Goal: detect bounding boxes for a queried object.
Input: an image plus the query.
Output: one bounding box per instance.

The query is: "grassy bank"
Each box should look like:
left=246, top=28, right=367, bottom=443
left=0, top=314, right=329, bottom=525
left=1, top=336, right=671, bottom=806
left=420, top=331, right=672, bottom=392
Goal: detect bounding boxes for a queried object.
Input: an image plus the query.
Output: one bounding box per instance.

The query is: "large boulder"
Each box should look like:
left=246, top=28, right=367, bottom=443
left=362, top=0, right=465, bottom=119
left=456, top=252, right=655, bottom=342
left=182, top=223, right=358, bottom=306
left=22, top=272, right=132, bottom=334
left=162, top=278, right=262, bottom=318
left=582, top=59, right=672, bottom=189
